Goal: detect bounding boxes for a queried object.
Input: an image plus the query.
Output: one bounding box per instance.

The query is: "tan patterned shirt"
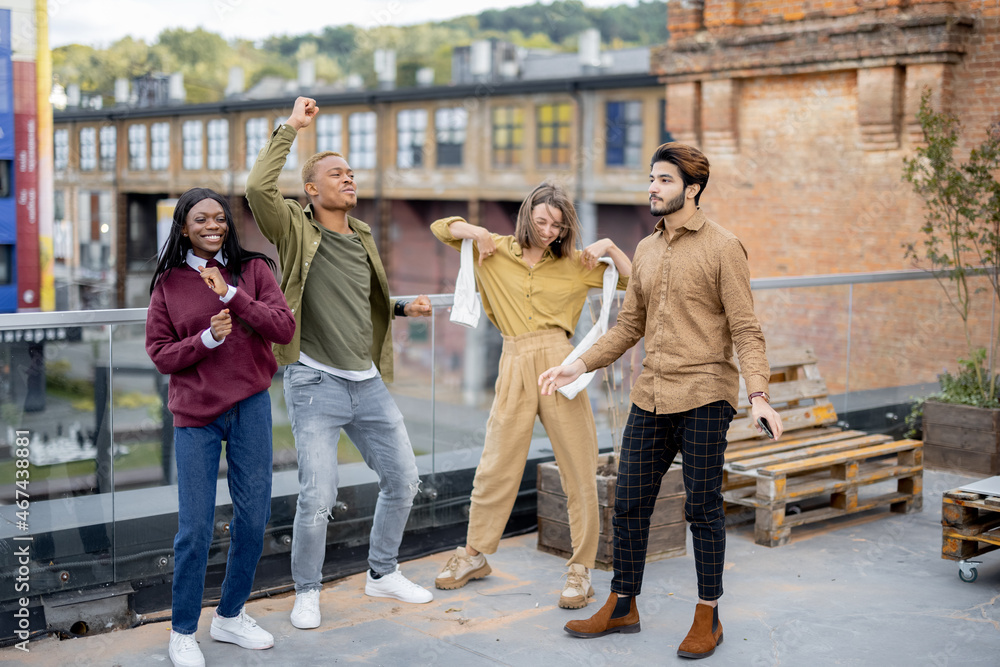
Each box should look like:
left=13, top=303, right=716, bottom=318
left=579, top=209, right=770, bottom=414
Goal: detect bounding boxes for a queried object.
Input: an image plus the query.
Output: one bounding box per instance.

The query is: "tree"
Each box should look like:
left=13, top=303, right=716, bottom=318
left=51, top=2, right=669, bottom=104
left=902, top=92, right=1000, bottom=408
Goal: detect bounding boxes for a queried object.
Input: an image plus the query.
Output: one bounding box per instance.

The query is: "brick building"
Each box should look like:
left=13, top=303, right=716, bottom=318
left=655, top=0, right=999, bottom=396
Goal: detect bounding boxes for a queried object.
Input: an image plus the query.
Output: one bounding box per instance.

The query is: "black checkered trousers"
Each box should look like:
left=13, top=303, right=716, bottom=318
left=611, top=400, right=735, bottom=601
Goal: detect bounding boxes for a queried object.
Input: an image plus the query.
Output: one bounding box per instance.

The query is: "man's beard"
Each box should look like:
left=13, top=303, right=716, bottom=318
left=650, top=189, right=686, bottom=217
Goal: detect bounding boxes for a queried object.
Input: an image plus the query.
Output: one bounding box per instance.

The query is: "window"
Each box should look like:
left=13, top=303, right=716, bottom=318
left=492, top=106, right=523, bottom=168
left=150, top=122, right=170, bottom=170
left=0, top=160, right=10, bottom=198
left=396, top=109, right=427, bottom=169
left=275, top=119, right=298, bottom=171
left=435, top=107, right=467, bottom=167
left=128, top=124, right=147, bottom=170
left=658, top=99, right=675, bottom=145
left=245, top=117, right=268, bottom=170
left=0, top=245, right=12, bottom=285
left=54, top=129, right=69, bottom=171
left=54, top=190, right=70, bottom=261
left=348, top=111, right=376, bottom=170
left=182, top=121, right=203, bottom=170
left=206, top=119, right=229, bottom=170
left=99, top=125, right=116, bottom=171
left=78, top=191, right=113, bottom=273
left=605, top=101, right=643, bottom=168
left=537, top=102, right=571, bottom=168
left=316, top=114, right=342, bottom=154
left=79, top=127, right=96, bottom=171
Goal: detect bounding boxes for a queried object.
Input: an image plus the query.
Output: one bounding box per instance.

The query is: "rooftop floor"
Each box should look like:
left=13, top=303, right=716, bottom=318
left=6, top=468, right=1000, bottom=666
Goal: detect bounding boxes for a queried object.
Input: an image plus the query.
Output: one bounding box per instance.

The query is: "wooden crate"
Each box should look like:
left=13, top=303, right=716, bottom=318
left=537, top=454, right=686, bottom=570
left=724, top=438, right=923, bottom=547
left=941, top=488, right=1000, bottom=561
left=924, top=401, right=1000, bottom=476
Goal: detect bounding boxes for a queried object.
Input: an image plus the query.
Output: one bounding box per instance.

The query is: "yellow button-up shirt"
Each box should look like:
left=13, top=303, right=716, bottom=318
left=579, top=209, right=770, bottom=414
left=431, top=216, right=629, bottom=337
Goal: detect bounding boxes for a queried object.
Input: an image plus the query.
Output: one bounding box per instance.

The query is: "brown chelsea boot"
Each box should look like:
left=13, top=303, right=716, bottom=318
left=564, top=592, right=640, bottom=638
left=677, top=602, right=724, bottom=659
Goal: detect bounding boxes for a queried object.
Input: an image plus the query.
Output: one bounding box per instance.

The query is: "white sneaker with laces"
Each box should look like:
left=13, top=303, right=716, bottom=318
left=290, top=588, right=321, bottom=629
left=168, top=630, right=205, bottom=667
left=209, top=607, right=274, bottom=649
left=365, top=566, right=434, bottom=603
left=559, top=563, right=595, bottom=609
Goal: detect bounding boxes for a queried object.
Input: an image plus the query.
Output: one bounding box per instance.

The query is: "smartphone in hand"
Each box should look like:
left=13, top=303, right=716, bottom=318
left=757, top=417, right=775, bottom=440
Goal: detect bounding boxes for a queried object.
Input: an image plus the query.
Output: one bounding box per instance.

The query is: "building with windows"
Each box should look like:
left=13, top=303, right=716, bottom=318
left=52, top=44, right=668, bottom=309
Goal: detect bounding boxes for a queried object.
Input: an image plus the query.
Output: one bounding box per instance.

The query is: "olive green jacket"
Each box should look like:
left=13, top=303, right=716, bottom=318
left=245, top=124, right=397, bottom=381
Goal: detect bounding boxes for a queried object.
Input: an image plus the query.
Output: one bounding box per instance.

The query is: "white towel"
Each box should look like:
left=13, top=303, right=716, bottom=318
left=450, top=239, right=482, bottom=328
left=558, top=258, right=618, bottom=400
left=450, top=242, right=618, bottom=400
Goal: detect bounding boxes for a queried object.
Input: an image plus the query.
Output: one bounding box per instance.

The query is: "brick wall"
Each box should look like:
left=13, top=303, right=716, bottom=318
left=657, top=0, right=1000, bottom=395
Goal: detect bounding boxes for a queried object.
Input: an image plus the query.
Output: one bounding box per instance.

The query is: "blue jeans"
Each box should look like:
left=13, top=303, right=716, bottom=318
left=171, top=389, right=273, bottom=635
left=283, top=363, right=420, bottom=591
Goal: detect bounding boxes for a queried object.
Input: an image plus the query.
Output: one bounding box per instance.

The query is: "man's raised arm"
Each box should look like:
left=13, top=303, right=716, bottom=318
left=245, top=96, right=318, bottom=244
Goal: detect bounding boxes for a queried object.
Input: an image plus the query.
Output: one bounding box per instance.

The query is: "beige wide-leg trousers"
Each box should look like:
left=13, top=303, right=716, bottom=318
left=467, top=329, right=600, bottom=568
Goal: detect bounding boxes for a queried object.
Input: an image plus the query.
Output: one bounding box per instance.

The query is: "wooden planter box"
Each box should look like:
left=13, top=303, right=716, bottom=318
left=536, top=454, right=686, bottom=570
left=923, top=401, right=1000, bottom=476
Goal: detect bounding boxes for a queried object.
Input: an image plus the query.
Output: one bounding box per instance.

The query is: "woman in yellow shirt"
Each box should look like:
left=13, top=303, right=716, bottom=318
left=430, top=182, right=631, bottom=609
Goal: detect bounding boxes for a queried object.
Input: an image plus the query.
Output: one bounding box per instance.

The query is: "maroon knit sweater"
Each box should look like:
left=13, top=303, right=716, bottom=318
left=145, top=258, right=295, bottom=427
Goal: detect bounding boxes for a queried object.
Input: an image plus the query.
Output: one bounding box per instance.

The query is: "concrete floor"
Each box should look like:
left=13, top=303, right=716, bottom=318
left=5, top=468, right=1000, bottom=666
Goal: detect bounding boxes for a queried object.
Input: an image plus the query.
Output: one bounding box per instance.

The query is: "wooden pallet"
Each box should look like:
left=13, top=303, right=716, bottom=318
left=727, top=347, right=839, bottom=446
left=723, top=346, right=847, bottom=504
left=724, top=438, right=923, bottom=546
left=941, top=488, right=1000, bottom=561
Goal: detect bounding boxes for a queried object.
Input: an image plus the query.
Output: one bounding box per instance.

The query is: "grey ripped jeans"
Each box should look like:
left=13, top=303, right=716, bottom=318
left=283, top=363, right=420, bottom=590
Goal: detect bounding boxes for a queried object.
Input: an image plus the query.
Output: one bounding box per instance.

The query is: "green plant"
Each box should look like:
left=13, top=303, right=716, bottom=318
left=906, top=350, right=1000, bottom=437
left=902, top=90, right=1000, bottom=407
left=44, top=359, right=94, bottom=399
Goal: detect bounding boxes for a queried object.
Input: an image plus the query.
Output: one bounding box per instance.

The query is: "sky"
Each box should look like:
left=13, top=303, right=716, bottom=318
left=48, top=0, right=638, bottom=48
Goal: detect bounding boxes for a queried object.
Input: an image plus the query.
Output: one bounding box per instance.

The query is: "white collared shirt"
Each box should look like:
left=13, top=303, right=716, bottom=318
left=186, top=250, right=237, bottom=349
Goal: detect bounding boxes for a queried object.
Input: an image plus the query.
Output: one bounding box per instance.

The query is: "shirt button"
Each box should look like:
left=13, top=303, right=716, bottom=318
left=304, top=262, right=309, bottom=266
left=291, top=308, right=295, bottom=313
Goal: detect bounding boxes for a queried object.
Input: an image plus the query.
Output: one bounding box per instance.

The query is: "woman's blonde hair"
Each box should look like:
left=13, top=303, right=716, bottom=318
left=515, top=182, right=579, bottom=259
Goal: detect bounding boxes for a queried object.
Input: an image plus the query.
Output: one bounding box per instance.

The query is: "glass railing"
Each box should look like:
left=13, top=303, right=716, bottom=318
left=0, top=269, right=984, bottom=613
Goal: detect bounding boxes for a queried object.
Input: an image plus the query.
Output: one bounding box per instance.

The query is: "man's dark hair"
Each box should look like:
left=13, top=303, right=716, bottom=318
left=650, top=143, right=711, bottom=206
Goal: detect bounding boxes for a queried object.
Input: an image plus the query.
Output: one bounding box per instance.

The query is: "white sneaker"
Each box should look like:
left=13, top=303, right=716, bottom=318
left=168, top=631, right=205, bottom=667
left=434, top=546, right=491, bottom=590
left=209, top=607, right=274, bottom=649
left=290, top=588, right=321, bottom=629
left=559, top=563, right=595, bottom=609
left=365, top=566, right=434, bottom=603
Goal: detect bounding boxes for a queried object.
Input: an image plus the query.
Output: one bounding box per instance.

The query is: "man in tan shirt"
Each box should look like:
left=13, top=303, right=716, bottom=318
left=539, top=142, right=784, bottom=660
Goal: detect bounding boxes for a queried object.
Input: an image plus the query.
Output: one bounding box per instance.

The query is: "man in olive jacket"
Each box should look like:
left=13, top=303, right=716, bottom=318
left=246, top=96, right=434, bottom=631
